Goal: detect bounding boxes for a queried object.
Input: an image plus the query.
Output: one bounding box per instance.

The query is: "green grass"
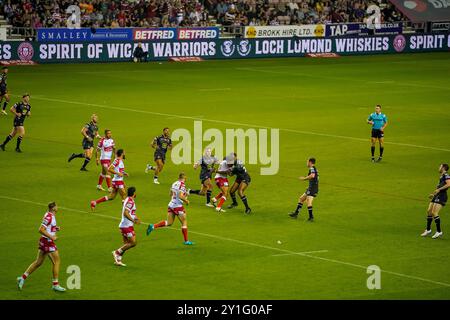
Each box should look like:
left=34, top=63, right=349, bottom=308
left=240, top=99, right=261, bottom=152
left=0, top=53, right=449, bottom=300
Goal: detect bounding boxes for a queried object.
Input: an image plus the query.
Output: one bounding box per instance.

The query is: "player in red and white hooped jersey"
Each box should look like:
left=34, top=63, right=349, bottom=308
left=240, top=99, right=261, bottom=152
left=112, top=187, right=140, bottom=267
left=146, top=172, right=194, bottom=245
left=91, top=148, right=128, bottom=210
left=211, top=153, right=235, bottom=212
left=16, top=202, right=66, bottom=292
left=95, top=129, right=115, bottom=191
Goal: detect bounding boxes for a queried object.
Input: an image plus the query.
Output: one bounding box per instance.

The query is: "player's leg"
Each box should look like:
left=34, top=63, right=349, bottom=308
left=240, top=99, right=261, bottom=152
left=289, top=193, right=307, bottom=218
left=370, top=137, right=376, bottom=162
left=15, top=126, right=25, bottom=152
left=1, top=127, right=17, bottom=150
left=238, top=182, right=251, bottom=214
left=153, top=159, right=164, bottom=184
left=80, top=147, right=93, bottom=171
left=97, top=165, right=106, bottom=191
left=17, top=250, right=47, bottom=290
left=421, top=203, right=435, bottom=236
left=147, top=211, right=175, bottom=235
left=91, top=188, right=116, bottom=210
left=118, top=187, right=127, bottom=201
left=431, top=203, right=443, bottom=239
left=306, top=196, right=315, bottom=221
left=115, top=235, right=137, bottom=266
left=216, top=185, right=228, bottom=212
left=177, top=213, right=193, bottom=245
left=227, top=181, right=240, bottom=209
left=377, top=137, right=384, bottom=162
left=1, top=93, right=9, bottom=114
left=205, top=179, right=214, bottom=205
left=48, top=251, right=66, bottom=291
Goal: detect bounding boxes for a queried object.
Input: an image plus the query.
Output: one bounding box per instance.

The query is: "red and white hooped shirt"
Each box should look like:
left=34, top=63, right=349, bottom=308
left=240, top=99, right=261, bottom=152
left=168, top=180, right=187, bottom=209
left=41, top=211, right=58, bottom=240
left=111, top=158, right=125, bottom=182
left=97, top=137, right=115, bottom=161
left=119, top=197, right=136, bottom=228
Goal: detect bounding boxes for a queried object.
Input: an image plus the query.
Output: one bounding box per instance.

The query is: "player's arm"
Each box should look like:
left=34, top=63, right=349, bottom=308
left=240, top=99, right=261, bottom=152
left=81, top=126, right=92, bottom=141
left=39, top=225, right=57, bottom=241
left=95, top=146, right=101, bottom=165
left=300, top=172, right=316, bottom=181
left=434, top=178, right=450, bottom=195
left=108, top=164, right=120, bottom=176
left=179, top=191, right=190, bottom=205
left=367, top=114, right=374, bottom=125
left=151, top=137, right=157, bottom=149
left=10, top=104, right=21, bottom=117
left=193, top=161, right=200, bottom=169
left=124, top=207, right=140, bottom=224
left=95, top=131, right=101, bottom=139
left=381, top=117, right=388, bottom=131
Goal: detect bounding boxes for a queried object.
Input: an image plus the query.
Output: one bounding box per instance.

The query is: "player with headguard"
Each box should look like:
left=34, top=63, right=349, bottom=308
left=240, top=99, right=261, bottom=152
left=367, top=105, right=388, bottom=162
left=68, top=114, right=101, bottom=171
left=146, top=172, right=194, bottom=245
left=421, top=163, right=450, bottom=239
left=227, top=153, right=252, bottom=214
left=145, top=127, right=172, bottom=184
left=91, top=149, right=128, bottom=210
left=112, top=187, right=141, bottom=267
left=95, top=129, right=115, bottom=191
left=16, top=202, right=66, bottom=292
left=0, top=66, right=10, bottom=115
left=211, top=154, right=235, bottom=213
left=0, top=93, right=31, bottom=152
left=189, top=147, right=220, bottom=207
left=289, top=158, right=319, bottom=221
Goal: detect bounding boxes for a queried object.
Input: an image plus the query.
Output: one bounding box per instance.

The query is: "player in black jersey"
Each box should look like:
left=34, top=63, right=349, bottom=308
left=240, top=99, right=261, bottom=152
left=145, top=127, right=172, bottom=184
left=0, top=67, right=10, bottom=116
left=189, top=148, right=220, bottom=207
left=421, top=163, right=450, bottom=239
left=0, top=94, right=31, bottom=152
left=289, top=158, right=319, bottom=221
left=227, top=153, right=252, bottom=214
left=67, top=114, right=101, bottom=171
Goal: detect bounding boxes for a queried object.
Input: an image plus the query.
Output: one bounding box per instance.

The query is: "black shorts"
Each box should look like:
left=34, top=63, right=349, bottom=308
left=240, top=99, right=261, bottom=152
left=306, top=187, right=318, bottom=197
left=13, top=118, right=24, bottom=127
left=235, top=175, right=251, bottom=185
left=200, top=172, right=212, bottom=184
left=82, top=138, right=94, bottom=150
left=0, top=85, right=7, bottom=96
left=371, top=129, right=384, bottom=139
left=154, top=151, right=166, bottom=163
left=431, top=193, right=447, bottom=206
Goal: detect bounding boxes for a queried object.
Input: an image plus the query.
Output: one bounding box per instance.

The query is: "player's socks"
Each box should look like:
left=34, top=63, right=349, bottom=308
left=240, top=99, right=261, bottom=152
left=295, top=202, right=303, bottom=214
left=189, top=189, right=201, bottom=195
left=217, top=196, right=226, bottom=208
left=68, top=153, right=84, bottom=162
left=380, top=147, right=384, bottom=157
left=2, top=134, right=12, bottom=146
left=214, top=193, right=223, bottom=201
left=230, top=193, right=238, bottom=205
left=240, top=195, right=249, bottom=209
left=371, top=146, right=375, bottom=159
left=154, top=220, right=168, bottom=229
left=2, top=101, right=8, bottom=111
left=105, top=175, right=112, bottom=188
left=181, top=226, right=188, bottom=242
left=307, top=206, right=314, bottom=220
left=81, top=157, right=90, bottom=169
left=21, top=272, right=29, bottom=280
left=52, top=279, right=59, bottom=286
left=16, top=136, right=23, bottom=150
left=427, top=216, right=433, bottom=231
left=95, top=196, right=108, bottom=204
left=434, top=216, right=441, bottom=233
left=206, top=190, right=212, bottom=203
left=98, top=174, right=104, bottom=186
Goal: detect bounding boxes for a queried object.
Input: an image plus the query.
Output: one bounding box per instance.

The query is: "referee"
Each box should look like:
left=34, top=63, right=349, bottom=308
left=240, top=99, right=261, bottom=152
left=367, top=104, right=388, bottom=162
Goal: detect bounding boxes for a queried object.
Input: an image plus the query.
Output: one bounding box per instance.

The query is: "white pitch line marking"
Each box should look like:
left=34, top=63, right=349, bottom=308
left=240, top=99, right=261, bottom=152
left=2, top=195, right=450, bottom=289
left=198, top=88, right=231, bottom=92
left=11, top=94, right=450, bottom=152
left=272, top=250, right=329, bottom=257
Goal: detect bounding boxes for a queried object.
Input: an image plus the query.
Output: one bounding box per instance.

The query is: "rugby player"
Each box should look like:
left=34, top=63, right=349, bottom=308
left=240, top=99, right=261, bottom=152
left=0, top=66, right=10, bottom=115
left=112, top=187, right=141, bottom=267
left=16, top=202, right=66, bottom=292
left=189, top=147, right=219, bottom=207
left=68, top=114, right=101, bottom=171
left=211, top=154, right=235, bottom=212
left=0, top=93, right=31, bottom=152
left=145, top=127, right=172, bottom=184
left=421, top=164, right=450, bottom=239
left=227, top=153, right=252, bottom=214
left=367, top=105, right=388, bottom=162
left=146, top=172, right=194, bottom=245
left=289, top=158, right=319, bottom=221
left=91, top=149, right=128, bottom=210
left=95, top=129, right=115, bottom=191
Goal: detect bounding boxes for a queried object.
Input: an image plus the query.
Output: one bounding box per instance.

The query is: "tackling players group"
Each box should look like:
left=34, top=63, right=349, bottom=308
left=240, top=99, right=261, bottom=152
left=1, top=66, right=449, bottom=293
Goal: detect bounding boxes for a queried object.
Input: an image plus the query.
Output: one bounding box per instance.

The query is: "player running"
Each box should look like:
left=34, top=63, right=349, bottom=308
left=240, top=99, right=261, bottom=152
left=16, top=202, right=66, bottom=292
left=0, top=93, right=31, bottom=153
left=367, top=104, right=388, bottom=162
left=145, top=127, right=172, bottom=184
left=91, top=149, right=128, bottom=210
left=189, top=147, right=220, bottom=207
left=95, top=129, right=115, bottom=191
left=112, top=187, right=141, bottom=267
left=68, top=114, right=101, bottom=171
left=289, top=158, right=319, bottom=221
left=421, top=163, right=450, bottom=239
left=227, top=153, right=252, bottom=214
left=0, top=66, right=10, bottom=115
left=146, top=172, right=194, bottom=245
left=211, top=154, right=234, bottom=213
